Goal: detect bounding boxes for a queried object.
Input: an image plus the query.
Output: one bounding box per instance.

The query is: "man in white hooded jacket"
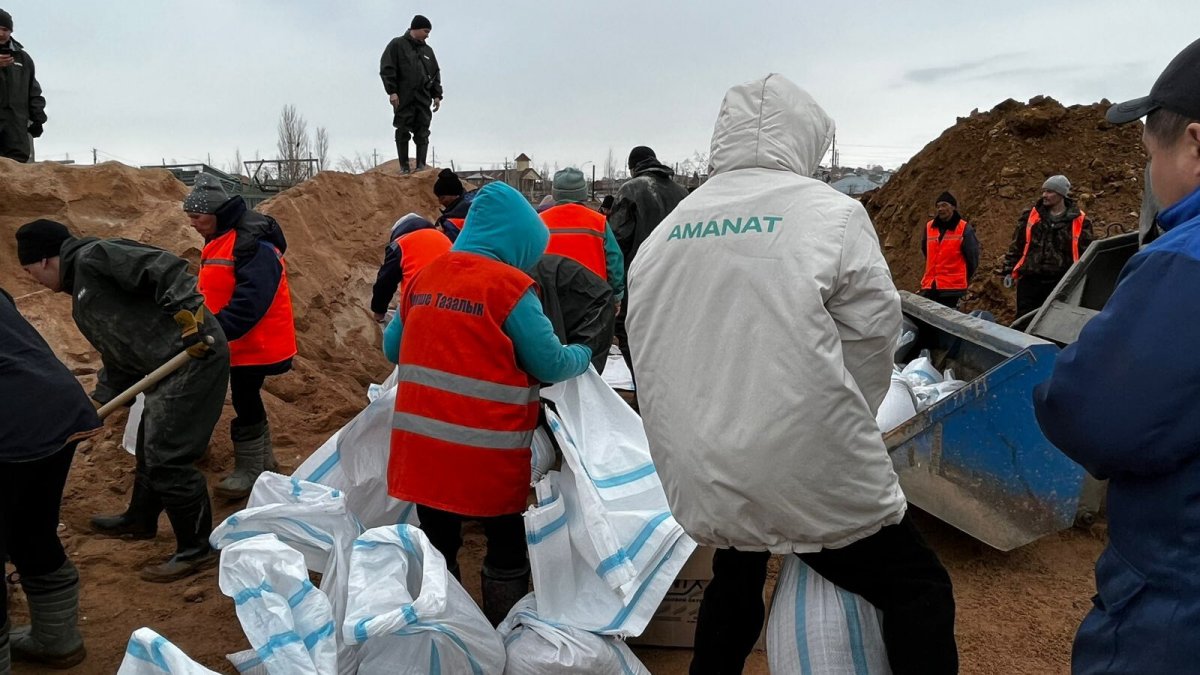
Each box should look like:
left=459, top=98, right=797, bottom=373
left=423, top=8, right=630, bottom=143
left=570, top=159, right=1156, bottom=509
left=628, top=74, right=957, bottom=674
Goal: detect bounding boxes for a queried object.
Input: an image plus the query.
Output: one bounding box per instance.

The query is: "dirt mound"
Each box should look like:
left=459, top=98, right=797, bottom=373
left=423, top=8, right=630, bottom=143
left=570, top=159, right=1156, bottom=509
left=0, top=158, right=445, bottom=671
left=864, top=96, right=1147, bottom=322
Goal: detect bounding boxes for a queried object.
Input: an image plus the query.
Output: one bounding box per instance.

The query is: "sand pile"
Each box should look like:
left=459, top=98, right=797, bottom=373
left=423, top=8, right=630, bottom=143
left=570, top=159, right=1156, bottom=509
left=0, top=158, right=446, bottom=670
left=863, top=96, right=1148, bottom=322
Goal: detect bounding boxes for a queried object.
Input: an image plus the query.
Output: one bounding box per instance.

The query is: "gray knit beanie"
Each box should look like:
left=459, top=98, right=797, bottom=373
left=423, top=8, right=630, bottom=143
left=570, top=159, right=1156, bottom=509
left=183, top=174, right=231, bottom=214
left=1042, top=175, right=1071, bottom=197
left=552, top=168, right=588, bottom=205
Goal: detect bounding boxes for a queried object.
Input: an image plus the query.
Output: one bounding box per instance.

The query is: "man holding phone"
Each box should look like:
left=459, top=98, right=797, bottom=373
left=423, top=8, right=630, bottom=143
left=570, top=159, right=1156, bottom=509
left=0, top=8, right=47, bottom=163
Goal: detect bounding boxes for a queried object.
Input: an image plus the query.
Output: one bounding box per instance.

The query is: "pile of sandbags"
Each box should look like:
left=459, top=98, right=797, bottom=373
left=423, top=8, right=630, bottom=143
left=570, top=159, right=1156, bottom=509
left=877, top=349, right=967, bottom=433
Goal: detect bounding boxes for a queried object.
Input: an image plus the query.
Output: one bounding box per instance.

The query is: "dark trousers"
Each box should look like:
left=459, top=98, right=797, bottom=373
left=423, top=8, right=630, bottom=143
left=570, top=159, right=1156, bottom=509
left=0, top=125, right=31, bottom=163
left=613, top=300, right=635, bottom=382
left=230, top=366, right=268, bottom=427
left=394, top=103, right=432, bottom=148
left=415, top=505, right=527, bottom=576
left=691, top=515, right=958, bottom=675
left=1016, top=276, right=1059, bottom=318
left=1, top=442, right=77, bottom=626
left=920, top=289, right=966, bottom=310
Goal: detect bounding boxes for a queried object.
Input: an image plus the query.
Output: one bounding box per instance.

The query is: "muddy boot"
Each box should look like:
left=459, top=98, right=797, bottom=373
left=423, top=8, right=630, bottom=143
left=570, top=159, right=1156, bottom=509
left=140, top=497, right=217, bottom=583
left=214, top=420, right=267, bottom=501
left=9, top=560, right=86, bottom=669
left=415, top=144, right=429, bottom=171
left=1, top=618, right=10, bottom=675
left=480, top=563, right=530, bottom=627
left=262, top=421, right=279, bottom=473
left=397, top=140, right=411, bottom=174
left=90, top=475, right=160, bottom=540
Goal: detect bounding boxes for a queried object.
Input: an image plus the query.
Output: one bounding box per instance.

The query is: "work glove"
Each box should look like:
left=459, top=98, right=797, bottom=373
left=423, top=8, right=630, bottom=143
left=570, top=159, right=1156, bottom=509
left=174, top=307, right=211, bottom=358
left=432, top=98, right=442, bottom=113
left=1003, top=276, right=1014, bottom=289
left=28, top=122, right=43, bottom=138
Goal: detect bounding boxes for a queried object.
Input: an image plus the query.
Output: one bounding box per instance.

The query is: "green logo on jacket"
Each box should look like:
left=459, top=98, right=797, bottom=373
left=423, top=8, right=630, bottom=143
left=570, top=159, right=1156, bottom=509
left=666, top=215, right=782, bottom=241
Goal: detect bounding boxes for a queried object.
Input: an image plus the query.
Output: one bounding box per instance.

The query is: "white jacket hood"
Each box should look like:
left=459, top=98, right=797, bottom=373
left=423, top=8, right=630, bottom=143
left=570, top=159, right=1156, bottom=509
left=709, top=73, right=835, bottom=179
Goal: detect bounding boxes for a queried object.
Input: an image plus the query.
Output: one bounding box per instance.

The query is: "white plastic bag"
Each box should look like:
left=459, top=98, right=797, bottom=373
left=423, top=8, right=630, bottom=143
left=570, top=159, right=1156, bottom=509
left=498, top=593, right=650, bottom=675
left=602, top=345, right=635, bottom=391
left=767, top=556, right=890, bottom=675
left=900, top=350, right=942, bottom=387
left=876, top=372, right=917, bottom=433
left=530, top=371, right=697, bottom=636
left=217, top=535, right=338, bottom=674
left=343, top=524, right=506, bottom=674
left=116, top=628, right=220, bottom=674
left=292, top=384, right=417, bottom=529
left=121, top=394, right=145, bottom=455
left=211, top=473, right=362, bottom=674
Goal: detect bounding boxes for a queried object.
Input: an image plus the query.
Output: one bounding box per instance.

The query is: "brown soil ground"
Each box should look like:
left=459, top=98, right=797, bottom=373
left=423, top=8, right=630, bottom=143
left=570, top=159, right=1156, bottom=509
left=863, top=96, right=1147, bottom=323
left=3, top=159, right=1104, bottom=674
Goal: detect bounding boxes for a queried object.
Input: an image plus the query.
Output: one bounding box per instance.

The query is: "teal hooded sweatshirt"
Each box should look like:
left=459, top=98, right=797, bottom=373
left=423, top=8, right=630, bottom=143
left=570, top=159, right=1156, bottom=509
left=383, top=182, right=593, bottom=382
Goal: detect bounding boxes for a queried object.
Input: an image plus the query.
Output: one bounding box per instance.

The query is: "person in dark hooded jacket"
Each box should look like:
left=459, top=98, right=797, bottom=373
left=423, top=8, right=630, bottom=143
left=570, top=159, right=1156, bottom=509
left=607, top=146, right=689, bottom=374
left=0, top=9, right=47, bottom=162
left=1, top=286, right=100, bottom=669
left=17, top=219, right=229, bottom=584
left=380, top=14, right=442, bottom=173
left=184, top=174, right=297, bottom=501
left=532, top=254, right=614, bottom=374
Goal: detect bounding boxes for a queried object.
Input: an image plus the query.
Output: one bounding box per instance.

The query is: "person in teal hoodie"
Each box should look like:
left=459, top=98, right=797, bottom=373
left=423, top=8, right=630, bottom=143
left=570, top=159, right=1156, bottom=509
left=383, top=183, right=592, bottom=381
left=382, top=181, right=591, bottom=625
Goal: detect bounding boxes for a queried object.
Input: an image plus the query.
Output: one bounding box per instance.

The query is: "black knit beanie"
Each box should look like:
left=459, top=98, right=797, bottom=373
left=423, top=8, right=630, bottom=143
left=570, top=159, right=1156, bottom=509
left=0, top=9, right=12, bottom=31
left=16, top=219, right=73, bottom=265
left=410, top=14, right=431, bottom=31
left=628, top=146, right=656, bottom=170
left=433, top=168, right=464, bottom=197
left=935, top=191, right=957, bottom=208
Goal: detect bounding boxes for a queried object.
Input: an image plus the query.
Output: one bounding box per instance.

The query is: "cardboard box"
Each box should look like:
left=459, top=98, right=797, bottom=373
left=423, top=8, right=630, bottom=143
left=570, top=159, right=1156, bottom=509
left=628, top=547, right=714, bottom=648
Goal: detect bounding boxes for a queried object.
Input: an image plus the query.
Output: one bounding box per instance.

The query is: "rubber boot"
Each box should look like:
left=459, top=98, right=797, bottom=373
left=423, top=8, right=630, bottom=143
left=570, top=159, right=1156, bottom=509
left=480, top=563, right=530, bottom=627
left=415, top=144, right=429, bottom=171
left=262, top=421, right=279, bottom=473
left=1, top=618, right=11, bottom=675
left=397, top=140, right=411, bottom=174
left=214, top=420, right=267, bottom=501
left=90, top=474, right=160, bottom=540
left=9, top=560, right=86, bottom=669
left=140, top=496, right=217, bottom=583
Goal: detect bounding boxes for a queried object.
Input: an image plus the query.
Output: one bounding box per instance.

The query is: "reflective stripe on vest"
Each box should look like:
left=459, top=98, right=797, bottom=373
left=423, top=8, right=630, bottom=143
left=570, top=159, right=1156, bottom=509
left=540, top=203, right=609, bottom=280
left=389, top=251, right=539, bottom=517
left=198, top=229, right=297, bottom=367
left=394, top=228, right=452, bottom=300
left=1012, top=209, right=1087, bottom=279
left=920, top=219, right=969, bottom=291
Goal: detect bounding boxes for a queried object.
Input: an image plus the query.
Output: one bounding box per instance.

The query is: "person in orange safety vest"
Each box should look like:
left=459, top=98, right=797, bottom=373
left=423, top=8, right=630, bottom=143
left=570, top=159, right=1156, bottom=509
left=920, top=191, right=980, bottom=310
left=184, top=174, right=297, bottom=501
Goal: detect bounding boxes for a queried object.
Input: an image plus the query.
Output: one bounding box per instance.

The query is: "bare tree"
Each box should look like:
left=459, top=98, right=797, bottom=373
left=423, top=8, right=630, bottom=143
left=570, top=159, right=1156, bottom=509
left=604, top=147, right=617, bottom=179
left=275, top=105, right=312, bottom=186
left=314, top=127, right=330, bottom=171
left=226, top=148, right=244, bottom=178
left=337, top=152, right=376, bottom=174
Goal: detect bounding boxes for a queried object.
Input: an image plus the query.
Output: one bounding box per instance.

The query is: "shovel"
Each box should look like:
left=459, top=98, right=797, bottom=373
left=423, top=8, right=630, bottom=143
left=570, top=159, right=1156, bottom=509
left=95, top=336, right=215, bottom=420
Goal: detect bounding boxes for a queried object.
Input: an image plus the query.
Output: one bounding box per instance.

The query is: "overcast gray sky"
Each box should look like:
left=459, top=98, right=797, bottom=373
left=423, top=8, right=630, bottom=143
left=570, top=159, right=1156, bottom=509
left=5, top=1, right=1198, bottom=173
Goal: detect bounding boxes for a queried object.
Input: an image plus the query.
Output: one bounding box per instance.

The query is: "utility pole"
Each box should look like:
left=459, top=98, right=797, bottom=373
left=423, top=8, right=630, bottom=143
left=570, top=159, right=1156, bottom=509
left=92, top=148, right=97, bottom=165
left=431, top=146, right=436, bottom=168
left=372, top=148, right=378, bottom=167
left=591, top=165, right=596, bottom=201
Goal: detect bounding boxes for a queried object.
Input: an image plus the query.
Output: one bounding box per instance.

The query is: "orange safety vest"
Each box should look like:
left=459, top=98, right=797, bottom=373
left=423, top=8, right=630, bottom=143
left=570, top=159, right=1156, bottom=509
left=198, top=229, right=297, bottom=367
left=921, top=219, right=970, bottom=291
left=1012, top=209, right=1086, bottom=279
left=389, top=252, right=540, bottom=517
left=540, top=203, right=609, bottom=281
left=394, top=228, right=452, bottom=300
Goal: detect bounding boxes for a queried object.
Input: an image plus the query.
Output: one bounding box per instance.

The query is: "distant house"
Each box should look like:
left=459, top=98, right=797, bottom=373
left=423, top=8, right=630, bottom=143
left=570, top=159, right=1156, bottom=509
left=831, top=174, right=881, bottom=196
left=463, top=152, right=543, bottom=198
